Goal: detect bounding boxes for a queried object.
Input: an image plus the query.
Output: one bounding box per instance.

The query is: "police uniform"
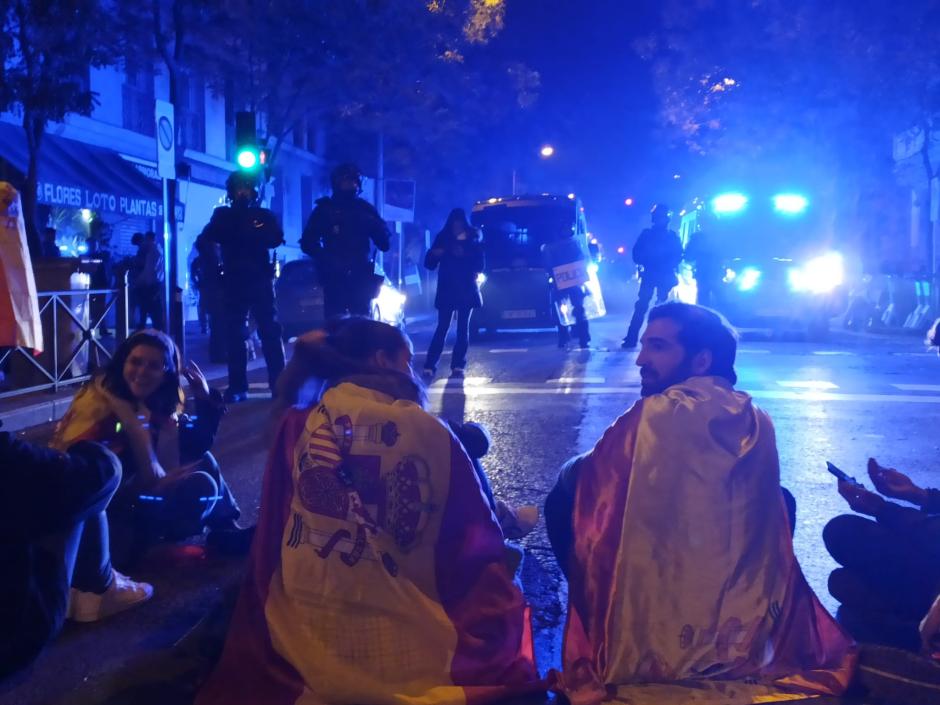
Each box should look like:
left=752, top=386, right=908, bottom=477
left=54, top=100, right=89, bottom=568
left=623, top=218, right=683, bottom=347
left=199, top=200, right=285, bottom=398
left=300, top=193, right=391, bottom=319
left=542, top=236, right=591, bottom=348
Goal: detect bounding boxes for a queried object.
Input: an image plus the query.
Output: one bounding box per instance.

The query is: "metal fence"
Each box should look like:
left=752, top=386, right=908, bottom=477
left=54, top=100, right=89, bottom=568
left=0, top=280, right=129, bottom=400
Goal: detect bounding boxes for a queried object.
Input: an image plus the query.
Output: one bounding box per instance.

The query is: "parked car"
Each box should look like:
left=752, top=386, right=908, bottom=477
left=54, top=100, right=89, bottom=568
left=275, top=258, right=406, bottom=340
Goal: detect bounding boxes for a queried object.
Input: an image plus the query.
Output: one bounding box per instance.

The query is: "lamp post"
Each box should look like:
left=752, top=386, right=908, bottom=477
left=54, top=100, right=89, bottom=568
left=512, top=144, right=556, bottom=195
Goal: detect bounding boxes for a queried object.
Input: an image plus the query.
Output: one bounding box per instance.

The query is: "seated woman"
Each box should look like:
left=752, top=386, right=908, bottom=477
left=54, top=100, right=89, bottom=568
left=197, top=318, right=540, bottom=705
left=50, top=329, right=245, bottom=562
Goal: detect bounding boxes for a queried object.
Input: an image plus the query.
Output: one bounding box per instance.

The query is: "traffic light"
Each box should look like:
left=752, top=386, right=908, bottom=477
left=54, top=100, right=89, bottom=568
left=235, top=111, right=261, bottom=172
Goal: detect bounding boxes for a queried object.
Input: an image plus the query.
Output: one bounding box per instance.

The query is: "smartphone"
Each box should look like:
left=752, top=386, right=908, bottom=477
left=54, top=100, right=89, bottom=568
left=827, top=461, right=860, bottom=485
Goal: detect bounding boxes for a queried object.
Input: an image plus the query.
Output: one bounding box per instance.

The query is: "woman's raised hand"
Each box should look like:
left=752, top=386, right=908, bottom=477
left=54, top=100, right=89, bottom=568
left=182, top=360, right=211, bottom=401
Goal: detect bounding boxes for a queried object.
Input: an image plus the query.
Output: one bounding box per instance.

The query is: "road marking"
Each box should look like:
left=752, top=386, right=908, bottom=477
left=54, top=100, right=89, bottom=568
left=547, top=377, right=606, bottom=384
left=489, top=348, right=529, bottom=353
left=893, top=383, right=940, bottom=392
left=813, top=351, right=855, bottom=356
left=776, top=380, right=839, bottom=390
left=430, top=376, right=491, bottom=386
left=248, top=383, right=268, bottom=390
left=425, top=385, right=940, bottom=403
left=739, top=349, right=772, bottom=354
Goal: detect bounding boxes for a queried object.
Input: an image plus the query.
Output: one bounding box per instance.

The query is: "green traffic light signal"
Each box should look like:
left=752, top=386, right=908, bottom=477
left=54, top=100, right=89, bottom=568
left=237, top=146, right=259, bottom=170
left=235, top=111, right=261, bottom=173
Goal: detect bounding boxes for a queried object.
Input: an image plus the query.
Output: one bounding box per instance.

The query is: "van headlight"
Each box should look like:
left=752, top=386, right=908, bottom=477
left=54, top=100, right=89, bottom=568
left=737, top=267, right=761, bottom=291
left=787, top=253, right=844, bottom=294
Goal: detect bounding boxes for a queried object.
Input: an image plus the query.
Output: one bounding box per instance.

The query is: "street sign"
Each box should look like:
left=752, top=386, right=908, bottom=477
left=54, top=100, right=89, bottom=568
left=154, top=100, right=176, bottom=180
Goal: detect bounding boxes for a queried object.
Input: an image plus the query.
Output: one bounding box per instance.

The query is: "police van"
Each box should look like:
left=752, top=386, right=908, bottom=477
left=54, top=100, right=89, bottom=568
left=678, top=189, right=846, bottom=338
left=470, top=194, right=605, bottom=337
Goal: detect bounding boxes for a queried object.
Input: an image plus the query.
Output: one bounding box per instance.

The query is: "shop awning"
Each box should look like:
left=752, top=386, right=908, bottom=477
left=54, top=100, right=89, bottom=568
left=0, top=121, right=163, bottom=219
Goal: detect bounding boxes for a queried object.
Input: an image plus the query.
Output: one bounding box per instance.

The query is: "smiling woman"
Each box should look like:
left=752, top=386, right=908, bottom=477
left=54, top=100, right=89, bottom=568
left=51, top=329, right=250, bottom=565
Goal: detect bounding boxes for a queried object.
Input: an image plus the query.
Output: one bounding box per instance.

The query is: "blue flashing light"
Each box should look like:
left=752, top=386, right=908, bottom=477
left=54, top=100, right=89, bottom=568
left=773, top=193, right=809, bottom=215
left=737, top=267, right=761, bottom=291
left=711, top=192, right=748, bottom=214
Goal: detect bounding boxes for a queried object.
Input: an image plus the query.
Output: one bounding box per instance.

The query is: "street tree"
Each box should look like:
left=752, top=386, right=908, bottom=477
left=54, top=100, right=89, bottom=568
left=0, top=0, right=118, bottom=254
left=208, top=0, right=535, bottom=216
left=637, top=0, right=940, bottom=257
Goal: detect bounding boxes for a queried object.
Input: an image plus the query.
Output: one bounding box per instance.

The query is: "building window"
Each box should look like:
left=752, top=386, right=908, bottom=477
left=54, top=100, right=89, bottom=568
left=122, top=58, right=155, bottom=137
left=177, top=72, right=206, bottom=153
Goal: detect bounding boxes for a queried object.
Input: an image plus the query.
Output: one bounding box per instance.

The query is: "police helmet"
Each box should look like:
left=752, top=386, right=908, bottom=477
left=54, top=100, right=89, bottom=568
left=651, top=203, right=671, bottom=224
left=226, top=172, right=259, bottom=203
left=331, top=163, right=363, bottom=194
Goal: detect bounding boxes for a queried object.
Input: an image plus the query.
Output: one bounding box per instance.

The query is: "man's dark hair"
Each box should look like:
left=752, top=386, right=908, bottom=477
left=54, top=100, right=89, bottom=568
left=647, top=302, right=738, bottom=385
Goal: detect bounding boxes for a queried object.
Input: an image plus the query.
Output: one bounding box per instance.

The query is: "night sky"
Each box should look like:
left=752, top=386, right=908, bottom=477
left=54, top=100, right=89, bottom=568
left=490, top=0, right=672, bottom=248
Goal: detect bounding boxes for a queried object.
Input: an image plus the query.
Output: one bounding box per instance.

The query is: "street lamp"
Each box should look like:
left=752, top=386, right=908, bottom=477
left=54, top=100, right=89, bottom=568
left=513, top=145, right=556, bottom=195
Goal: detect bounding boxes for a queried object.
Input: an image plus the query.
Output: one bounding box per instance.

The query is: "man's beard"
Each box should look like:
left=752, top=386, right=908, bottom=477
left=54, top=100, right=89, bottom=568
left=639, top=359, right=694, bottom=397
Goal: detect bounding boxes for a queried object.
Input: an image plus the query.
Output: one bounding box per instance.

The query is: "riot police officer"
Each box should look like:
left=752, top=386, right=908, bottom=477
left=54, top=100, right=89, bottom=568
left=684, top=214, right=724, bottom=309
left=300, top=163, right=391, bottom=318
left=622, top=203, right=683, bottom=349
left=542, top=229, right=591, bottom=349
left=199, top=172, right=285, bottom=403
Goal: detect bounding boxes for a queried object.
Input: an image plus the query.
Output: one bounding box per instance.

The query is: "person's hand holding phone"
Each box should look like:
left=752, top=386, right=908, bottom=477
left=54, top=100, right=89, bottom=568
left=838, top=480, right=885, bottom=517
left=868, top=457, right=928, bottom=506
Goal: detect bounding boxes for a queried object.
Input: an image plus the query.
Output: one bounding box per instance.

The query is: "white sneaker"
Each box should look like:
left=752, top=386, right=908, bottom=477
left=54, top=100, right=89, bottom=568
left=67, top=570, right=154, bottom=623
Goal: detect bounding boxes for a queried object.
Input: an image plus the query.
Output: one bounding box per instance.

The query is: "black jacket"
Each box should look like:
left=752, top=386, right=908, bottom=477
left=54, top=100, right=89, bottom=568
left=300, top=195, right=391, bottom=283
left=632, top=225, right=683, bottom=281
left=425, top=229, right=484, bottom=310
left=199, top=204, right=284, bottom=284
left=0, top=434, right=120, bottom=678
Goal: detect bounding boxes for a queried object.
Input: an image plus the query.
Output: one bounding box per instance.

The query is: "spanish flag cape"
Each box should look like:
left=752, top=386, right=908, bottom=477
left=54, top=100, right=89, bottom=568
left=0, top=183, right=43, bottom=352
left=555, top=376, right=856, bottom=705
left=198, top=376, right=541, bottom=705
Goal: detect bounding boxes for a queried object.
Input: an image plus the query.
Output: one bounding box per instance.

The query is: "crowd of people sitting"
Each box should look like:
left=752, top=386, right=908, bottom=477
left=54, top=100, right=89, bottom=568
left=3, top=304, right=939, bottom=703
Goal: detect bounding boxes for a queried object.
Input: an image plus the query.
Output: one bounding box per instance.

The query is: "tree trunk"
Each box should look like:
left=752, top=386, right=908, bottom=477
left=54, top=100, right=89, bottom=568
left=21, top=111, right=44, bottom=258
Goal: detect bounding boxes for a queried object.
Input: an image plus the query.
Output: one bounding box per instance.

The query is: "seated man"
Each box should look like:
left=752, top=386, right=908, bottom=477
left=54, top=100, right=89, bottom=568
left=0, top=431, right=152, bottom=680
left=545, top=303, right=854, bottom=704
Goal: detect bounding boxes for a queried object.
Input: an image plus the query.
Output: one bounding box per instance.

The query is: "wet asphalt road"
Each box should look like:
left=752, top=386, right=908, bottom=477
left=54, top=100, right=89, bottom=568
left=6, top=314, right=938, bottom=704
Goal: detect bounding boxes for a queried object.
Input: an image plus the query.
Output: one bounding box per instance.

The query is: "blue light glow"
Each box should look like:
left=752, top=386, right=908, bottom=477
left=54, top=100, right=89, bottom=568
left=737, top=267, right=761, bottom=291
left=773, top=193, right=809, bottom=215
left=787, top=252, right=844, bottom=294
left=711, top=192, right=748, bottom=214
